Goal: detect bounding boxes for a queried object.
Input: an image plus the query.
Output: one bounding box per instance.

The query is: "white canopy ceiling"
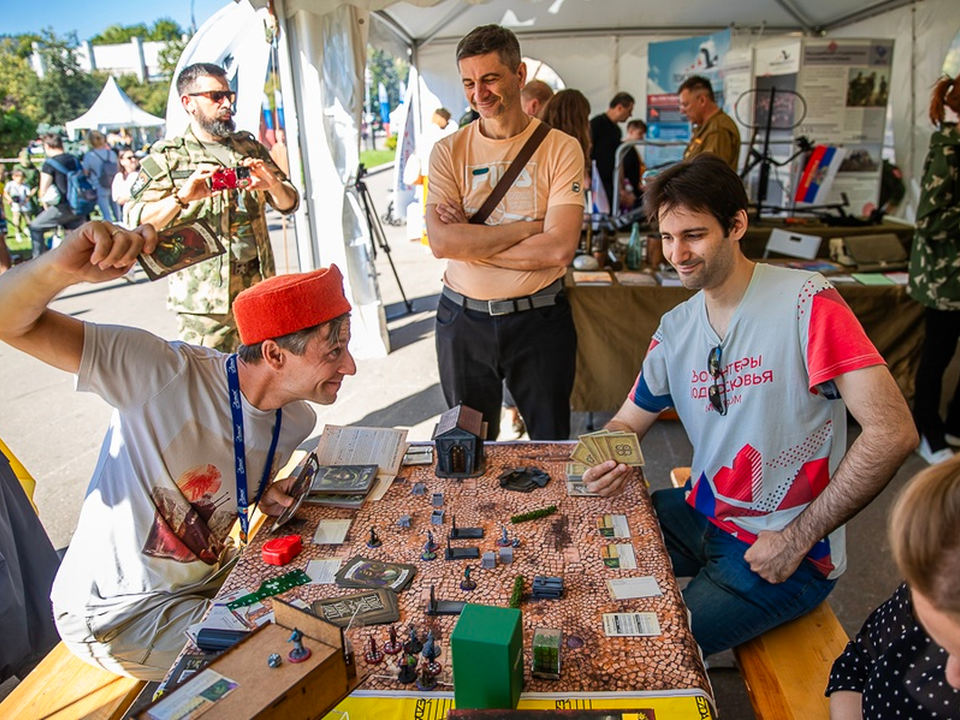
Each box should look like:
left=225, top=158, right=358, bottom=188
left=368, top=0, right=914, bottom=47
left=66, top=76, right=165, bottom=133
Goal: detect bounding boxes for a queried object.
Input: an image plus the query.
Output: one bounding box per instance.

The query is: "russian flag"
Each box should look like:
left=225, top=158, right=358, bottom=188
left=794, top=145, right=846, bottom=205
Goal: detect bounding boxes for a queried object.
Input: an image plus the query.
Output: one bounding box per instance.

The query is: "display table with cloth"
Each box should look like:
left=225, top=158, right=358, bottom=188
left=739, top=218, right=914, bottom=259
left=568, top=273, right=924, bottom=413
left=166, top=442, right=715, bottom=719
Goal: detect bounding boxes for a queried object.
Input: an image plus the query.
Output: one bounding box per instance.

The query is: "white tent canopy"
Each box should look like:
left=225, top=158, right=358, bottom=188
left=66, top=76, right=165, bottom=133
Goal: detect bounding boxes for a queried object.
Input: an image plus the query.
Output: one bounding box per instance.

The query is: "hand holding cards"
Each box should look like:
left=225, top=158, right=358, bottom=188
left=571, top=430, right=645, bottom=467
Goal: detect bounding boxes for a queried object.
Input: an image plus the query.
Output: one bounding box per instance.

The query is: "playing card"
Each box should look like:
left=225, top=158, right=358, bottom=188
left=335, top=556, right=417, bottom=593
left=570, top=441, right=597, bottom=465
left=598, top=432, right=645, bottom=467
left=138, top=219, right=224, bottom=281
left=271, top=453, right=318, bottom=533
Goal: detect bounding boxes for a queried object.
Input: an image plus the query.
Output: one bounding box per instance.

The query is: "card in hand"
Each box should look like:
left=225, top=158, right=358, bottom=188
left=309, top=464, right=378, bottom=495
left=271, top=452, right=319, bottom=533
left=138, top=219, right=225, bottom=280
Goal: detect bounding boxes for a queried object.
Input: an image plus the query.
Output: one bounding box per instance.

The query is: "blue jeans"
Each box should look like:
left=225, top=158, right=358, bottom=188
left=652, top=487, right=837, bottom=657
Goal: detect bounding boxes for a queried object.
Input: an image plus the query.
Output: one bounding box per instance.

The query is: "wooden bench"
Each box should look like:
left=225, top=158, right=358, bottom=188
left=668, top=467, right=850, bottom=719
left=0, top=642, right=146, bottom=720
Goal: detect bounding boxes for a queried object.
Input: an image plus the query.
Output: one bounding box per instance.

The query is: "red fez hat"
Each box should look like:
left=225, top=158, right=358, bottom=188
left=234, top=265, right=352, bottom=346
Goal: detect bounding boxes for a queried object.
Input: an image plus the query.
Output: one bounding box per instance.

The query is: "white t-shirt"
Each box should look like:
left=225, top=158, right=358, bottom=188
left=51, top=324, right=315, bottom=623
left=630, top=264, right=884, bottom=579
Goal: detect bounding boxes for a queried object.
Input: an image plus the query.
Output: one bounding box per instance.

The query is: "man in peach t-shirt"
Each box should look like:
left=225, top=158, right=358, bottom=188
left=426, top=24, right=585, bottom=440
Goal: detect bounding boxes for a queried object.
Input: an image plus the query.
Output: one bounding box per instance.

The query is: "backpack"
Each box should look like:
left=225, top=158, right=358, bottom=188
left=47, top=157, right=97, bottom=216
left=92, top=148, right=118, bottom=189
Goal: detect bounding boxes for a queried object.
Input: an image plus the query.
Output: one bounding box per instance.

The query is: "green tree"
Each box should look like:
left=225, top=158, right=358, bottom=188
left=158, top=36, right=188, bottom=78
left=0, top=108, right=36, bottom=156
left=366, top=46, right=409, bottom=118
left=90, top=19, right=184, bottom=45
left=0, top=37, right=42, bottom=121
left=32, top=30, right=104, bottom=126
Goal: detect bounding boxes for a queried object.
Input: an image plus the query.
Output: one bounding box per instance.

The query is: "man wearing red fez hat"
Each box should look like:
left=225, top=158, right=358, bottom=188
left=0, top=222, right=355, bottom=680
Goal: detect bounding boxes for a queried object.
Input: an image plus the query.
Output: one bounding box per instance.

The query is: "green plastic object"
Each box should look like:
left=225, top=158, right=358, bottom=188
left=531, top=627, right=562, bottom=680
left=225, top=569, right=311, bottom=609
left=451, top=604, right=524, bottom=709
left=626, top=223, right=644, bottom=270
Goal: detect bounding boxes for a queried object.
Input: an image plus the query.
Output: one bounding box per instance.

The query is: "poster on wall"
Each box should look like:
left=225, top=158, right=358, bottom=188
left=646, top=29, right=732, bottom=172
left=795, top=39, right=895, bottom=214
left=744, top=40, right=803, bottom=209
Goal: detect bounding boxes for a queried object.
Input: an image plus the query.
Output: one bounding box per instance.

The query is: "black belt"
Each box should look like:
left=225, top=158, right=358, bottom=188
left=441, top=279, right=563, bottom=316
left=231, top=258, right=260, bottom=275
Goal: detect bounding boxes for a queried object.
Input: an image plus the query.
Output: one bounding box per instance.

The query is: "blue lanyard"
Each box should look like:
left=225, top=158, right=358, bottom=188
left=226, top=354, right=282, bottom=545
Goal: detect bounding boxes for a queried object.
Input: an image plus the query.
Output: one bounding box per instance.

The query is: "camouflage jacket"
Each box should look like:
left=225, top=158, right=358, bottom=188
left=127, top=126, right=299, bottom=315
left=908, top=123, right=960, bottom=311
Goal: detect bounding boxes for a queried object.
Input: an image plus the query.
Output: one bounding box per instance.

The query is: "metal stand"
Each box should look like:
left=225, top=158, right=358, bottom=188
left=353, top=164, right=413, bottom=316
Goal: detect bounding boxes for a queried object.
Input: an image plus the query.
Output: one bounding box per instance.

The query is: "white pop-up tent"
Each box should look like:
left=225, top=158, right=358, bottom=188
left=66, top=76, right=165, bottom=133
left=185, top=0, right=960, bottom=357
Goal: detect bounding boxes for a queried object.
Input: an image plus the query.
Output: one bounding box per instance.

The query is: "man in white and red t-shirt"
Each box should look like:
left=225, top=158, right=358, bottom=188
left=583, top=154, right=917, bottom=657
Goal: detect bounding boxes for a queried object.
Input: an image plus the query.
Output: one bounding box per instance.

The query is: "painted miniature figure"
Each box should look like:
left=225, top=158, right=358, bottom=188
left=460, top=566, right=477, bottom=591
left=404, top=623, right=423, bottom=655
left=287, top=627, right=311, bottom=663
left=367, top=526, right=382, bottom=548
left=365, top=635, right=384, bottom=664
left=397, top=653, right=418, bottom=683
left=383, top=624, right=402, bottom=655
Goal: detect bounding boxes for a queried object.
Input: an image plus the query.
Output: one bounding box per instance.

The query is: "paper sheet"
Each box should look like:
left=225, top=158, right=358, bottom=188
left=606, top=576, right=663, bottom=600
left=305, top=558, right=342, bottom=585
left=312, top=518, right=352, bottom=545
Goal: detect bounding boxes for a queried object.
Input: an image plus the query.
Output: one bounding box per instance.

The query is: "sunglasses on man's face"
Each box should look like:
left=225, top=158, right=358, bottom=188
left=188, top=90, right=236, bottom=105
left=707, top=344, right=728, bottom=416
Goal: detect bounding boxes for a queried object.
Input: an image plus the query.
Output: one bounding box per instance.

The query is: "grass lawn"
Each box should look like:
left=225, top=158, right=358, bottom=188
left=360, top=149, right=394, bottom=170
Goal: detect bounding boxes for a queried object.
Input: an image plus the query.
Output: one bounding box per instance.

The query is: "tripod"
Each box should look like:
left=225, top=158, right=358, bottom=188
left=353, top=164, right=413, bottom=315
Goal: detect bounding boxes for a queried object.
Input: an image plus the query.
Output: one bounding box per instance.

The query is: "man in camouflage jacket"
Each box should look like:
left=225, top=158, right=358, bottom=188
left=128, top=63, right=299, bottom=350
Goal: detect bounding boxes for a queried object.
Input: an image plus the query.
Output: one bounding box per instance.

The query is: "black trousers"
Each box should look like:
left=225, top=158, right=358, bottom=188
left=435, top=292, right=577, bottom=440
left=913, top=306, right=960, bottom=446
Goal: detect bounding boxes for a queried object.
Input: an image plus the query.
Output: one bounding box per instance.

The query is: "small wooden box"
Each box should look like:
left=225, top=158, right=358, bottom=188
left=140, top=602, right=360, bottom=719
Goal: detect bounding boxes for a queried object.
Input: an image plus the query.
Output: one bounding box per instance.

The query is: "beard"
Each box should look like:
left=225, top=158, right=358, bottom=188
left=196, top=109, right=236, bottom=138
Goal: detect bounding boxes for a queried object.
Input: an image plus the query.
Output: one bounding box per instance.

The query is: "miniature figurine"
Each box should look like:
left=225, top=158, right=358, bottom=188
left=367, top=526, right=382, bottom=548
left=416, top=663, right=439, bottom=691
left=421, top=537, right=437, bottom=561
left=496, top=525, right=512, bottom=547
left=426, top=530, right=439, bottom=552
left=422, top=629, right=440, bottom=660
left=460, top=566, right=477, bottom=591
left=267, top=653, right=282, bottom=668
left=383, top=625, right=402, bottom=655
left=287, top=627, right=311, bottom=663
left=397, top=653, right=418, bottom=684
left=365, top=635, right=384, bottom=664
left=404, top=623, right=423, bottom=655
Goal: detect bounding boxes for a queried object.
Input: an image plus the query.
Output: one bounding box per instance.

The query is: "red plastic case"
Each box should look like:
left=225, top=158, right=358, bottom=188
left=262, top=534, right=303, bottom=566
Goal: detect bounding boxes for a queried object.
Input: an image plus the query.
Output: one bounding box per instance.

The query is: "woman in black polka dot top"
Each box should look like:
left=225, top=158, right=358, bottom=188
left=826, top=455, right=960, bottom=718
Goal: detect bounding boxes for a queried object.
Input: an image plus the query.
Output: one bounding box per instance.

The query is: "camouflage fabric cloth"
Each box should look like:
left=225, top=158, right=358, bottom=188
left=177, top=266, right=264, bottom=352
left=908, top=123, right=960, bottom=311
left=127, top=126, right=299, bottom=325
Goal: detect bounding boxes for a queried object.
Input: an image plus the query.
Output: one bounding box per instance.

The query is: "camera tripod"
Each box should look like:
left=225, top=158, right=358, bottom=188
left=353, top=164, right=413, bottom=316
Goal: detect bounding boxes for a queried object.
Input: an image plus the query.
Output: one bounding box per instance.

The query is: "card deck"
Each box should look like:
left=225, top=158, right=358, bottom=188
left=309, top=464, right=378, bottom=495
left=570, top=431, right=644, bottom=467
left=271, top=453, right=318, bottom=532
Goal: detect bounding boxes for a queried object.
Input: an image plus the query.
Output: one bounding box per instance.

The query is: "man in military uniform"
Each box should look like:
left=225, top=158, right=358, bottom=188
left=128, top=63, right=299, bottom=351
left=678, top=75, right=741, bottom=172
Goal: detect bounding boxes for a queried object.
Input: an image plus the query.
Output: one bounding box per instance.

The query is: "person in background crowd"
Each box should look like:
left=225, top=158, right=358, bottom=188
left=590, top=91, right=635, bottom=209
left=542, top=88, right=593, bottom=184
left=28, top=133, right=86, bottom=259
left=82, top=131, right=120, bottom=222
left=678, top=75, right=741, bottom=171
left=907, top=71, right=960, bottom=466
left=621, top=118, right=647, bottom=211
left=520, top=79, right=554, bottom=120
left=826, top=454, right=960, bottom=717
left=111, top=151, right=141, bottom=222
left=582, top=154, right=916, bottom=657
left=4, top=169, right=35, bottom=243
left=127, top=62, right=299, bottom=352
left=0, top=199, right=9, bottom=273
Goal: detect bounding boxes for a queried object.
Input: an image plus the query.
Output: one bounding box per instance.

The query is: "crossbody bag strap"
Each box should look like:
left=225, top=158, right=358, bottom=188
left=469, top=121, right=551, bottom=225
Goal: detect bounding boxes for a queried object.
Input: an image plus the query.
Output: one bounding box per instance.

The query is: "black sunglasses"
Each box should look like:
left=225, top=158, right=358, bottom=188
left=707, top=344, right=727, bottom=416
left=188, top=90, right=236, bottom=104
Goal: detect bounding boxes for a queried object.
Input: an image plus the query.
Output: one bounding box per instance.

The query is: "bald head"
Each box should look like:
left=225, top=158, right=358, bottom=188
left=521, top=80, right=554, bottom=119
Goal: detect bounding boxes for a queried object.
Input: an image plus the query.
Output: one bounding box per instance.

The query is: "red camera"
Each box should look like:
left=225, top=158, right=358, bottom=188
left=210, top=166, right=252, bottom=191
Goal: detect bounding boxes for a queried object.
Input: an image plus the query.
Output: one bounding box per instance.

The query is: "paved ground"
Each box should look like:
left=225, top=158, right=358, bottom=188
left=1, top=165, right=947, bottom=716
